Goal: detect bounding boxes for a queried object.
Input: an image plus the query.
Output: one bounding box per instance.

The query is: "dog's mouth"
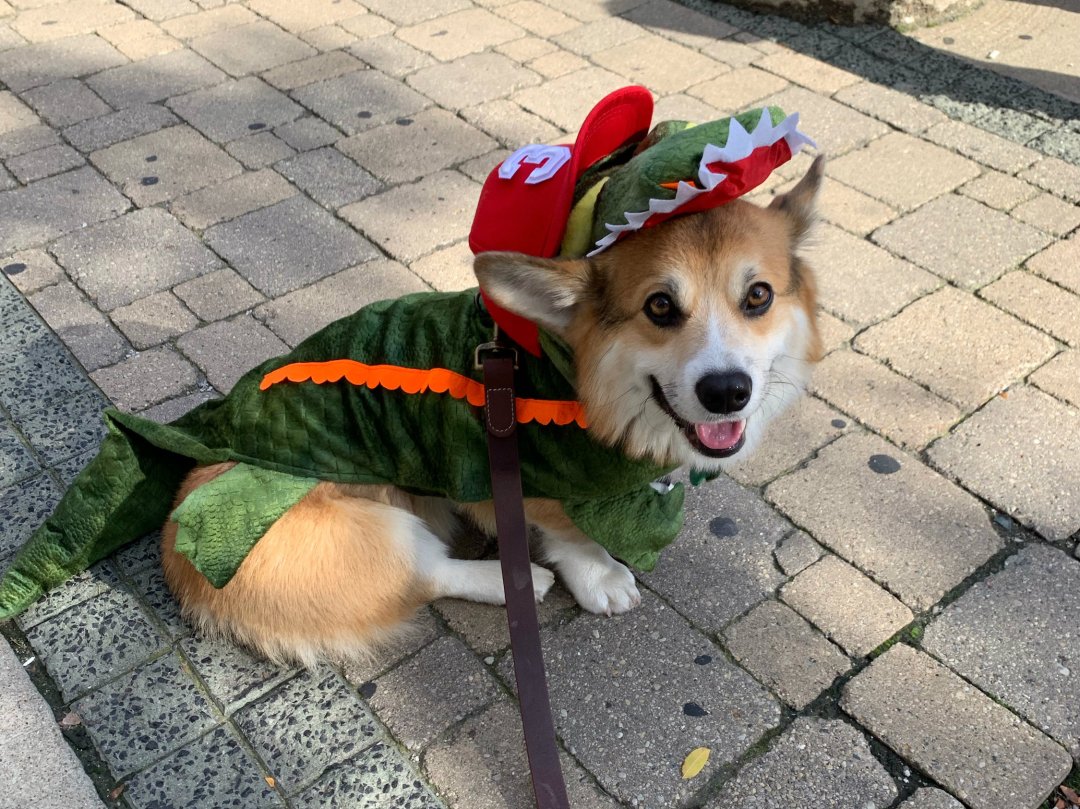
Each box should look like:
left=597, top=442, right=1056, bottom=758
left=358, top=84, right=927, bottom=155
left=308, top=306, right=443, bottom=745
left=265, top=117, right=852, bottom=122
left=650, top=377, right=746, bottom=458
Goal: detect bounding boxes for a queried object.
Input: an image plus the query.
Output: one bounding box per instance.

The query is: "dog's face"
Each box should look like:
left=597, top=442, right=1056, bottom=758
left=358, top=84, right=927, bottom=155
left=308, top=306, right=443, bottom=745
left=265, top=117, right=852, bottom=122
left=475, top=157, right=824, bottom=472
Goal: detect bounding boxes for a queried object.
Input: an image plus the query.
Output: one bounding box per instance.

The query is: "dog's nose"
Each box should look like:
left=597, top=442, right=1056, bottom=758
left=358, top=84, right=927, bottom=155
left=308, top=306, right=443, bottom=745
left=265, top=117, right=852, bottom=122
left=695, top=372, right=752, bottom=414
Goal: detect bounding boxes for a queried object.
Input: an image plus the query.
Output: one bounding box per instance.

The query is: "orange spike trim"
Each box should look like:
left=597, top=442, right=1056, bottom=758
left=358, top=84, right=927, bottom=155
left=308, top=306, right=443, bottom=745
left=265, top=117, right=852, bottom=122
left=259, top=360, right=589, bottom=429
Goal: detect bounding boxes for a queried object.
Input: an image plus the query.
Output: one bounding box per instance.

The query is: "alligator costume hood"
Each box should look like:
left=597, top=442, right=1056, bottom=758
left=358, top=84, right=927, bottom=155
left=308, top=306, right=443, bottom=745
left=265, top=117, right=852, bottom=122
left=0, top=88, right=814, bottom=620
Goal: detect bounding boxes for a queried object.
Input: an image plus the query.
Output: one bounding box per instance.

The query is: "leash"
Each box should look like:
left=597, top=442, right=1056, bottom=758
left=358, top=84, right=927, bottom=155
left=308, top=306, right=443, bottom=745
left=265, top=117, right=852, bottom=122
left=479, top=340, right=572, bottom=809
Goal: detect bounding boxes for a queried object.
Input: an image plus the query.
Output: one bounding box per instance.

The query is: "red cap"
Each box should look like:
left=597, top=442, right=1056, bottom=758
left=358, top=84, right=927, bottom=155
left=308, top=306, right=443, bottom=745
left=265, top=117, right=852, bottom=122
left=470, top=86, right=654, bottom=355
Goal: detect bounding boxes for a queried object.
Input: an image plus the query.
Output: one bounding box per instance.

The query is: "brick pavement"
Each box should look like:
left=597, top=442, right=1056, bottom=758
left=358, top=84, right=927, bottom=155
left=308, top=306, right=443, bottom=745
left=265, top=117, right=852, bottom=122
left=0, top=0, right=1078, bottom=807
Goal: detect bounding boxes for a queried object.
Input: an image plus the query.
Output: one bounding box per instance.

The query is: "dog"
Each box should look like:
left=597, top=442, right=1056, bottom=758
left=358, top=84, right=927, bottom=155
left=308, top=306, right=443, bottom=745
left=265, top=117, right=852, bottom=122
left=160, top=156, right=824, bottom=667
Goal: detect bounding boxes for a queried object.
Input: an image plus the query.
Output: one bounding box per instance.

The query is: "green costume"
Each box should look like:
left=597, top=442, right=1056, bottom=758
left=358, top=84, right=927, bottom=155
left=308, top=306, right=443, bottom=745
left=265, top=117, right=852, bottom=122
left=0, top=291, right=683, bottom=619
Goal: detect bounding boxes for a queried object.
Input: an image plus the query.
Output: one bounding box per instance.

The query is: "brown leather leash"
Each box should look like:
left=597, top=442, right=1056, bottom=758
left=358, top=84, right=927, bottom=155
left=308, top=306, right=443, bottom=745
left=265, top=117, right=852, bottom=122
left=480, top=341, right=571, bottom=809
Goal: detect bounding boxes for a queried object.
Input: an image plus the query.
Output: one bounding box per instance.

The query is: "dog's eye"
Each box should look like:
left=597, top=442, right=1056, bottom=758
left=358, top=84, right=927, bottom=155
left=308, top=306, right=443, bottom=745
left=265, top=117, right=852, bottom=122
left=644, top=293, right=680, bottom=326
left=743, top=282, right=773, bottom=315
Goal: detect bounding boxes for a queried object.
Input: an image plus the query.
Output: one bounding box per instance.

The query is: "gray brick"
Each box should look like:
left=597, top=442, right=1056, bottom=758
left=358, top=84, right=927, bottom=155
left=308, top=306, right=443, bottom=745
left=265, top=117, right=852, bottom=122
left=109, top=292, right=198, bottom=349
left=833, top=81, right=948, bottom=134
left=204, top=195, right=378, bottom=296
left=924, top=120, right=1041, bottom=174
left=434, top=586, right=575, bottom=657
left=224, top=130, right=296, bottom=169
left=0, top=34, right=125, bottom=92
left=5, top=143, right=84, bottom=183
left=160, top=4, right=257, bottom=39
left=346, top=34, right=434, bottom=78
left=709, top=717, right=896, bottom=809
left=0, top=472, right=60, bottom=564
left=9, top=0, right=134, bottom=43
left=1, top=90, right=45, bottom=135
left=1031, top=349, right=1080, bottom=409
left=90, top=347, right=197, bottom=411
left=292, top=742, right=445, bottom=809
left=53, top=208, right=220, bottom=311
left=136, top=389, right=216, bottom=423
left=292, top=69, right=431, bottom=135
left=121, top=0, right=199, bottom=20
left=190, top=20, right=315, bottom=76
left=273, top=116, right=339, bottom=152
left=0, top=166, right=129, bottom=255
left=27, top=279, right=130, bottom=370
left=246, top=0, right=365, bottom=32
left=167, top=76, right=303, bottom=143
left=1021, top=156, right=1080, bottom=203
left=0, top=248, right=65, bottom=294
left=86, top=48, right=225, bottom=109
left=256, top=259, right=427, bottom=346
left=359, top=0, right=469, bottom=25
left=62, top=103, right=179, bottom=153
left=899, top=789, right=964, bottom=809
left=0, top=416, right=37, bottom=489
left=341, top=608, right=442, bottom=684
left=90, top=124, right=242, bottom=206
left=981, top=270, right=1080, bottom=347
left=841, top=645, right=1072, bottom=809
left=261, top=49, right=364, bottom=91
left=407, top=240, right=477, bottom=292
left=407, top=52, right=542, bottom=110
left=275, top=146, right=380, bottom=209
left=173, top=267, right=265, bottom=321
left=397, top=7, right=523, bottom=59
left=21, top=79, right=112, bottom=128
left=766, top=431, right=1003, bottom=610
left=513, top=65, right=629, bottom=131
left=773, top=530, right=824, bottom=577
left=0, top=123, right=58, bottom=159
left=959, top=170, right=1039, bottom=211
left=177, top=314, right=287, bottom=391
left=169, top=168, right=297, bottom=230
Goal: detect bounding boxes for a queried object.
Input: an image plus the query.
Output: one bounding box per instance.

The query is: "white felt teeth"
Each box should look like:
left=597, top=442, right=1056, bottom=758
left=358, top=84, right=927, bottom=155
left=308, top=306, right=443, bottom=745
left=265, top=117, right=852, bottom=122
left=588, top=112, right=817, bottom=257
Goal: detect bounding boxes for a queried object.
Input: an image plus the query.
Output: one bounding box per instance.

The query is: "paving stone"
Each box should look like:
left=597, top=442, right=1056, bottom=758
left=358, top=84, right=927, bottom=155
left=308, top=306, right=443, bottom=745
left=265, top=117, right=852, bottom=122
left=727, top=395, right=849, bottom=487
left=53, top=207, right=220, bottom=311
left=407, top=51, right=542, bottom=111
left=841, top=644, right=1072, bottom=809
left=622, top=0, right=739, bottom=49
left=119, top=0, right=198, bottom=21
left=341, top=607, right=442, bottom=684
left=292, top=741, right=445, bottom=809
left=781, top=554, right=912, bottom=657
left=773, top=529, right=824, bottom=577
left=177, top=314, right=287, bottom=391
left=292, top=69, right=430, bottom=134
left=701, top=36, right=762, bottom=69
left=359, top=0, right=470, bottom=26
left=709, top=717, right=897, bottom=808
left=591, top=34, right=727, bottom=95
left=205, top=195, right=378, bottom=296
left=0, top=164, right=14, bottom=190
left=1031, top=350, right=1080, bottom=408
left=0, top=33, right=125, bottom=92
left=24, top=587, right=164, bottom=702
left=501, top=591, right=780, bottom=806
left=169, top=168, right=297, bottom=230
left=273, top=146, right=379, bottom=209
left=816, top=309, right=854, bottom=355
left=408, top=240, right=477, bottom=292
left=168, top=76, right=303, bottom=144
left=13, top=556, right=119, bottom=634
left=346, top=34, right=434, bottom=78
left=111, top=530, right=161, bottom=577
left=760, top=85, right=889, bottom=157
left=27, top=279, right=129, bottom=370
left=434, top=583, right=575, bottom=656
left=958, top=170, right=1039, bottom=211
left=551, top=16, right=646, bottom=56
left=829, top=132, right=980, bottom=211
left=924, top=120, right=1041, bottom=174
left=9, top=0, right=133, bottom=42
left=234, top=669, right=381, bottom=794
left=460, top=98, right=562, bottom=150
left=224, top=130, right=296, bottom=169
left=803, top=177, right=897, bottom=236
left=496, top=34, right=558, bottom=62
left=90, top=347, right=197, bottom=412
left=335, top=13, right=394, bottom=39
left=810, top=350, right=962, bottom=450
left=247, top=0, right=365, bottom=32
left=124, top=725, right=280, bottom=809
left=99, top=18, right=182, bottom=60
left=513, top=65, right=628, bottom=131
left=924, top=544, right=1080, bottom=761
left=0, top=122, right=58, bottom=159
left=1, top=248, right=64, bottom=295
left=1012, top=193, right=1080, bottom=237
left=808, top=223, right=939, bottom=327
left=339, top=170, right=479, bottom=262
left=136, top=390, right=216, bottom=424
left=640, top=474, right=789, bottom=632
left=929, top=386, right=1080, bottom=541
left=0, top=93, right=39, bottom=136
left=0, top=166, right=129, bottom=255
left=1021, top=157, right=1080, bottom=203
left=161, top=4, right=257, bottom=40
left=338, top=107, right=494, bottom=184
left=191, top=20, right=316, bottom=76
left=458, top=148, right=510, bottom=184
left=296, top=25, right=356, bottom=52
left=91, top=124, right=242, bottom=206
left=73, top=652, right=219, bottom=776
left=832, top=81, right=948, bottom=134
left=424, top=699, right=618, bottom=809
left=21, top=79, right=111, bottom=128
left=766, top=431, right=1003, bottom=610
left=397, top=8, right=523, bottom=61
left=6, top=143, right=84, bottom=183
left=62, top=103, right=179, bottom=153
left=753, top=49, right=859, bottom=95
left=179, top=634, right=291, bottom=713
left=173, top=267, right=265, bottom=321
left=1029, top=126, right=1080, bottom=166
left=86, top=48, right=225, bottom=109
left=1027, top=233, right=1080, bottom=295
left=723, top=600, right=849, bottom=709
left=650, top=93, right=722, bottom=124
left=527, top=48, right=588, bottom=79
left=0, top=473, right=62, bottom=566
left=982, top=270, right=1080, bottom=347
left=0, top=417, right=37, bottom=489
left=497, top=0, right=577, bottom=36
left=262, top=54, right=361, bottom=96
left=899, top=788, right=965, bottom=809
left=856, top=287, right=1058, bottom=409
left=256, top=259, right=427, bottom=346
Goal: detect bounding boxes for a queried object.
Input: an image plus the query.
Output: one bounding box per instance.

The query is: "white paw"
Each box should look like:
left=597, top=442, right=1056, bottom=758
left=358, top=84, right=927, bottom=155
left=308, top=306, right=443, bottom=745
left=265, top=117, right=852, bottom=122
left=562, top=556, right=641, bottom=616
left=531, top=564, right=556, bottom=603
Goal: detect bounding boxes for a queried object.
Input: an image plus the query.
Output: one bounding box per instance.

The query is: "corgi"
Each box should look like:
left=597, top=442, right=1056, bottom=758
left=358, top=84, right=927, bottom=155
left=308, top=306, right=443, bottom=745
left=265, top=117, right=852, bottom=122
left=161, top=156, right=824, bottom=667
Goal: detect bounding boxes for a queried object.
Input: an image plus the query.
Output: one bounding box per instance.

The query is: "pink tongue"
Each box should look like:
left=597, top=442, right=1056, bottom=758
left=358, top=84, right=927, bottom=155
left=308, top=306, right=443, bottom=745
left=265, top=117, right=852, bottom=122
left=694, top=420, right=745, bottom=451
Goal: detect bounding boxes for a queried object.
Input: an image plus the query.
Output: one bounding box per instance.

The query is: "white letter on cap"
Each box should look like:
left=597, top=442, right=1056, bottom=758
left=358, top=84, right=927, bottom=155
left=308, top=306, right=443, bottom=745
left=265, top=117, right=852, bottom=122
left=498, top=145, right=572, bottom=185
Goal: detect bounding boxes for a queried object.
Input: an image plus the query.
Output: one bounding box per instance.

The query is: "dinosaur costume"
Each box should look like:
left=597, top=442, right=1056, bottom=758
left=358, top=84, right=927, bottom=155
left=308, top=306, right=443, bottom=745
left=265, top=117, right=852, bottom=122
left=0, top=88, right=813, bottom=620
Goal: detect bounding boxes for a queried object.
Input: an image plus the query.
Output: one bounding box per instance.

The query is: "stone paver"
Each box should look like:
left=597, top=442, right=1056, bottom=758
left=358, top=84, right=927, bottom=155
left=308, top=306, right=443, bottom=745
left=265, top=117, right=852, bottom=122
left=275, top=147, right=381, bottom=209
left=928, top=386, right=1080, bottom=541
left=1027, top=233, right=1080, bottom=295
left=396, top=8, right=523, bottom=61
left=842, top=645, right=1072, bottom=809
left=900, top=788, right=965, bottom=809
left=173, top=267, right=265, bottom=321
left=513, top=65, right=629, bottom=131
left=408, top=52, right=542, bottom=111
left=63, top=103, right=180, bottom=153
left=959, top=170, right=1039, bottom=211
left=591, top=33, right=728, bottom=94
left=773, top=530, right=825, bottom=577
left=291, top=742, right=445, bottom=809
left=87, top=48, right=225, bottom=108
left=761, top=85, right=889, bottom=157
left=1021, top=156, right=1080, bottom=203
left=262, top=49, right=364, bottom=91
left=925, top=120, right=1041, bottom=174
left=981, top=270, right=1080, bottom=347
left=167, top=76, right=303, bottom=143
left=408, top=240, right=478, bottom=292
left=224, top=130, right=296, bottom=169
left=855, top=286, right=1058, bottom=409
left=1012, top=192, right=1080, bottom=237
left=924, top=544, right=1080, bottom=761
left=6, top=143, right=85, bottom=183
left=833, top=81, right=948, bottom=134
left=708, top=717, right=897, bottom=809
left=1031, top=350, right=1080, bottom=409
left=108, top=291, right=199, bottom=349
left=291, top=69, right=431, bottom=134
left=90, top=347, right=198, bottom=411
left=687, top=67, right=787, bottom=112
left=176, top=314, right=287, bottom=391
left=767, top=431, right=1003, bottom=610
left=190, top=20, right=315, bottom=76
left=21, top=79, right=112, bottom=129
left=0, top=34, right=125, bottom=92
left=168, top=167, right=297, bottom=230
left=27, top=279, right=129, bottom=371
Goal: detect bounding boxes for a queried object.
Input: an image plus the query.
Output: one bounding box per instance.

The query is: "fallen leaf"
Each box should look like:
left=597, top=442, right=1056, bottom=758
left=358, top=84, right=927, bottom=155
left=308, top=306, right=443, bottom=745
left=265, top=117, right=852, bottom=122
left=59, top=711, right=82, bottom=728
left=265, top=776, right=276, bottom=788
left=1053, top=798, right=1066, bottom=809
left=1061, top=785, right=1080, bottom=803
left=108, top=784, right=126, bottom=801
left=681, top=747, right=710, bottom=779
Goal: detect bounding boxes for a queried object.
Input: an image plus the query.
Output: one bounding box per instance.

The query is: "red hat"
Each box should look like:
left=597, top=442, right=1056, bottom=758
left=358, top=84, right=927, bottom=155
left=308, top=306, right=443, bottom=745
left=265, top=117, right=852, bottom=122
left=470, top=86, right=654, bottom=356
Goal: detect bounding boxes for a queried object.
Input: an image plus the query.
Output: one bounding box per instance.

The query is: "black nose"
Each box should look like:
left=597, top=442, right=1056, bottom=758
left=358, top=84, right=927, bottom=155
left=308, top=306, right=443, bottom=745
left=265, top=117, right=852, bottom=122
left=695, top=372, right=752, bottom=414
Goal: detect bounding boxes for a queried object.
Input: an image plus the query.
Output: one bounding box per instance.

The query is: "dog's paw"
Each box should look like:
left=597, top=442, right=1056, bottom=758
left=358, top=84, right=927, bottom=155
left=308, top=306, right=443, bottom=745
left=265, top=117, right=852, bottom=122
left=531, top=564, right=556, bottom=602
left=563, top=556, right=640, bottom=616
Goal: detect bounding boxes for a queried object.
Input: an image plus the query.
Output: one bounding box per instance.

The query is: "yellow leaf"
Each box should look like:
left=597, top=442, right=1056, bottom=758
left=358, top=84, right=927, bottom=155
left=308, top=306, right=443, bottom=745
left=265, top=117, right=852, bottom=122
left=681, top=747, right=710, bottom=779
left=265, top=776, right=276, bottom=788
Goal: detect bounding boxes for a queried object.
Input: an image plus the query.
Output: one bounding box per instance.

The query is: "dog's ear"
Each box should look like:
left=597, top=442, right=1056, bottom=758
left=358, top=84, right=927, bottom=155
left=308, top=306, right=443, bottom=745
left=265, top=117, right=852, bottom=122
left=769, top=154, right=824, bottom=244
left=474, top=252, right=591, bottom=334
